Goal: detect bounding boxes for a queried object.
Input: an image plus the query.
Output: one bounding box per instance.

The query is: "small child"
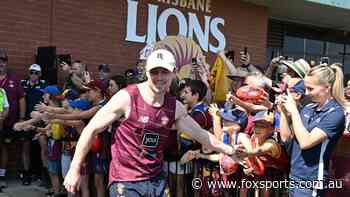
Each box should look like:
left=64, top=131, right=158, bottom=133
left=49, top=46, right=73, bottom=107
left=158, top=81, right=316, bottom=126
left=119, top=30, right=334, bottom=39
left=180, top=104, right=248, bottom=196
left=239, top=111, right=289, bottom=197
left=277, top=78, right=307, bottom=142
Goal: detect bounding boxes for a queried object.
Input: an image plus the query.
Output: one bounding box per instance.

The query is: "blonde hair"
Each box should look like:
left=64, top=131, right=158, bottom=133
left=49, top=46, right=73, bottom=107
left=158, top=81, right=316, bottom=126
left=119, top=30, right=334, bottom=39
left=307, top=64, right=349, bottom=111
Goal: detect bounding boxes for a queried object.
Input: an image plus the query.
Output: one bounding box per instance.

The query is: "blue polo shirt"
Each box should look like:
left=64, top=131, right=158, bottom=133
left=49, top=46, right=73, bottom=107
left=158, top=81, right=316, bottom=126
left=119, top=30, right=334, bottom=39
left=289, top=99, right=345, bottom=181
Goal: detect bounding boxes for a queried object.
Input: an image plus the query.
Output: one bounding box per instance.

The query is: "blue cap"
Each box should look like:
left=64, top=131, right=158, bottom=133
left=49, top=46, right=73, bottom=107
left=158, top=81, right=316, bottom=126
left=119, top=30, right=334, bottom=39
left=221, top=108, right=247, bottom=124
left=125, top=68, right=137, bottom=78
left=220, top=109, right=248, bottom=132
left=40, top=85, right=61, bottom=96
left=290, top=80, right=306, bottom=96
left=253, top=111, right=274, bottom=125
left=69, top=98, right=91, bottom=111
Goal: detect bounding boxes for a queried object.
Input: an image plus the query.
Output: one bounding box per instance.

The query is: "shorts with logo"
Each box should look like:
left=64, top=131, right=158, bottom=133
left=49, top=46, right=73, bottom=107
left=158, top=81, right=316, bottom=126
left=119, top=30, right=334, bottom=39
left=109, top=174, right=168, bottom=197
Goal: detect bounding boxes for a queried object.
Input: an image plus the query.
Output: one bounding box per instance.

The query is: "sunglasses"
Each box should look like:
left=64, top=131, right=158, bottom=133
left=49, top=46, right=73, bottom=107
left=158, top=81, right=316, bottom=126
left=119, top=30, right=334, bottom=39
left=30, top=70, right=40, bottom=75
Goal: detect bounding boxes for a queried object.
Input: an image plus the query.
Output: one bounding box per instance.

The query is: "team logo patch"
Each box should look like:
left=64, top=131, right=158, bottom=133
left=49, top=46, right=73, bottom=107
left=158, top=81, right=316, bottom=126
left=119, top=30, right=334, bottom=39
left=142, top=133, right=160, bottom=148
left=157, top=53, right=163, bottom=60
left=116, top=183, right=125, bottom=196
left=315, top=117, right=321, bottom=123
left=161, top=116, right=169, bottom=126
left=138, top=116, right=149, bottom=124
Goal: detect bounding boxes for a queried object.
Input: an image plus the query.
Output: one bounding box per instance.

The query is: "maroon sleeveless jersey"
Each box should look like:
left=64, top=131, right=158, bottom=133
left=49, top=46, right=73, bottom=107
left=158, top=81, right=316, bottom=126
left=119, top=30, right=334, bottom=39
left=109, top=85, right=176, bottom=183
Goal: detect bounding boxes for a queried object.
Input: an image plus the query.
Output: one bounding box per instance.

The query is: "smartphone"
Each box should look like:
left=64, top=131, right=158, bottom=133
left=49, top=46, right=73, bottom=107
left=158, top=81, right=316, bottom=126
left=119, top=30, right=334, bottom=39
left=192, top=58, right=197, bottom=65
left=320, top=57, right=329, bottom=64
left=268, top=86, right=277, bottom=104
left=226, top=50, right=235, bottom=61
left=283, top=84, right=289, bottom=95
left=244, top=47, right=248, bottom=55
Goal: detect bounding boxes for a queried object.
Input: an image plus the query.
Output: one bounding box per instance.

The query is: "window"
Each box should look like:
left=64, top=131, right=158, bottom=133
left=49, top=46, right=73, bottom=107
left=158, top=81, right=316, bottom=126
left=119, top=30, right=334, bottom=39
left=306, top=39, right=323, bottom=55
left=283, top=36, right=304, bottom=54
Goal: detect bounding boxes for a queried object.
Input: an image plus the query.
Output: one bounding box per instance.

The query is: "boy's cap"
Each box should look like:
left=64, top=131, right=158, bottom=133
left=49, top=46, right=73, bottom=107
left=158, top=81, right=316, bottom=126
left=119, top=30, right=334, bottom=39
left=84, top=80, right=107, bottom=93
left=290, top=80, right=306, bottom=96
left=253, top=111, right=274, bottom=125
left=40, top=85, right=61, bottom=96
left=125, top=69, right=137, bottom=78
left=220, top=108, right=247, bottom=126
left=69, top=98, right=91, bottom=111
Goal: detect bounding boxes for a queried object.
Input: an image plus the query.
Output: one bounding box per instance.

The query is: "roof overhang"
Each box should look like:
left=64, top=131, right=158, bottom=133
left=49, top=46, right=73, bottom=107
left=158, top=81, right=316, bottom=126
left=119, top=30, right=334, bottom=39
left=242, top=0, right=350, bottom=31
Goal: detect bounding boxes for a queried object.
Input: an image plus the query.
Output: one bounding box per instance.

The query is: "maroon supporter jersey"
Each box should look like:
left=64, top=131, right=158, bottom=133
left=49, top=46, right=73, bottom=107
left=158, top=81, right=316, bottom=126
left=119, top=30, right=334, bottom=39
left=109, top=85, right=176, bottom=183
left=0, top=74, right=25, bottom=128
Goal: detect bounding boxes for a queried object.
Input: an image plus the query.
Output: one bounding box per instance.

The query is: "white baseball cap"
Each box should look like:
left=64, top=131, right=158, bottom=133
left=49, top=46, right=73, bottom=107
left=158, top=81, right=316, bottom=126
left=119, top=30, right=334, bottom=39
left=29, top=64, right=41, bottom=72
left=146, top=49, right=176, bottom=72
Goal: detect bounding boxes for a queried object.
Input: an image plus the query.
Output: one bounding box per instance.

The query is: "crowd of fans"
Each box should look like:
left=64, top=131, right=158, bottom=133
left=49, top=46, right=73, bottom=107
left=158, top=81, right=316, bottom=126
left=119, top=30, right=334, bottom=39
left=0, top=45, right=348, bottom=197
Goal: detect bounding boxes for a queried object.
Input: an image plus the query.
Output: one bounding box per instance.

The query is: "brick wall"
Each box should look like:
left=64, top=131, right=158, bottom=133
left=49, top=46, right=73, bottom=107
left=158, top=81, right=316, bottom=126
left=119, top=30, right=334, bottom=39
left=0, top=0, right=268, bottom=170
left=0, top=0, right=268, bottom=78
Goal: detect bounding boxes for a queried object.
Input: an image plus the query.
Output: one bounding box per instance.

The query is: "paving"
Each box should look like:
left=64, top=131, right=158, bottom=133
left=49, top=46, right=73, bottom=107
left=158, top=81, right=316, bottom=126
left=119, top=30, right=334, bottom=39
left=0, top=178, right=47, bottom=197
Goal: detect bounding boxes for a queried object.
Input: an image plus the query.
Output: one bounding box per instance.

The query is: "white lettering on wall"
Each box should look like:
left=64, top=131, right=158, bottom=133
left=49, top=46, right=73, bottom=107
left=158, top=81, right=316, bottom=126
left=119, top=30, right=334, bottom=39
left=157, top=8, right=188, bottom=40
left=209, top=17, right=226, bottom=53
left=125, top=0, right=226, bottom=53
left=188, top=13, right=210, bottom=52
left=125, top=0, right=146, bottom=43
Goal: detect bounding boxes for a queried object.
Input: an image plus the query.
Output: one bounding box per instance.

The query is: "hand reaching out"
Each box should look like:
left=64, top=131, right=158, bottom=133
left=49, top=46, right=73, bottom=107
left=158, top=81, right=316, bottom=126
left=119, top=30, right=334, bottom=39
left=208, top=103, right=220, bottom=117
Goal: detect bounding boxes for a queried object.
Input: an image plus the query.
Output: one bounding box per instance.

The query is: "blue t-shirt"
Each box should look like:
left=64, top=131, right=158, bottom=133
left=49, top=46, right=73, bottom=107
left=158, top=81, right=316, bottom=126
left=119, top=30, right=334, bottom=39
left=289, top=99, right=345, bottom=181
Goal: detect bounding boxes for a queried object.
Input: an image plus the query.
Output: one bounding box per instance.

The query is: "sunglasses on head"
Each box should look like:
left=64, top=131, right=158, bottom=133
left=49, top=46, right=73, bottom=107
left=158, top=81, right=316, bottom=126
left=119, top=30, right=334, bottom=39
left=30, top=70, right=40, bottom=75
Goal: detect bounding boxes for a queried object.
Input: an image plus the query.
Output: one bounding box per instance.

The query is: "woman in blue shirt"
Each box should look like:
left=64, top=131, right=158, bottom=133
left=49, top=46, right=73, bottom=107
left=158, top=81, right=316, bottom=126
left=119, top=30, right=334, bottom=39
left=278, top=64, right=347, bottom=197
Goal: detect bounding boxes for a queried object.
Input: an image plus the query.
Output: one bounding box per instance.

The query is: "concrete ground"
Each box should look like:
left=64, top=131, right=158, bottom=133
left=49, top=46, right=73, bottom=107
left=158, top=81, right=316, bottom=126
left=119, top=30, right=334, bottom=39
left=0, top=178, right=47, bottom=197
